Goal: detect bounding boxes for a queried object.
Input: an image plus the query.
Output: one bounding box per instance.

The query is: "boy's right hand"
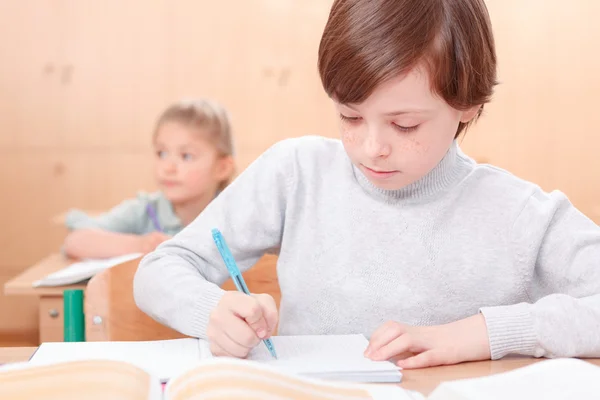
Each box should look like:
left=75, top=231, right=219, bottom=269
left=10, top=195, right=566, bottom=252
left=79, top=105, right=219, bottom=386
left=138, top=231, right=171, bottom=253
left=207, top=291, right=278, bottom=358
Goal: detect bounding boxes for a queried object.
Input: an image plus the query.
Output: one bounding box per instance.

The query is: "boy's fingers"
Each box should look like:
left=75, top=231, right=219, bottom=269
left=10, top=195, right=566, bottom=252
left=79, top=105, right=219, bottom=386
left=221, top=312, right=260, bottom=349
left=209, top=341, right=233, bottom=357
left=212, top=333, right=249, bottom=359
left=368, top=333, right=412, bottom=361
left=254, top=294, right=279, bottom=335
left=228, top=294, right=263, bottom=323
left=366, top=321, right=407, bottom=356
left=396, top=350, right=438, bottom=369
left=247, top=316, right=269, bottom=339
left=232, top=296, right=269, bottom=338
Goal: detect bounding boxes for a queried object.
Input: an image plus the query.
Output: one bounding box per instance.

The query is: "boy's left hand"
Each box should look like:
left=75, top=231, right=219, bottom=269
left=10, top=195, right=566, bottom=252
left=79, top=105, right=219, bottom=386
left=365, top=314, right=491, bottom=369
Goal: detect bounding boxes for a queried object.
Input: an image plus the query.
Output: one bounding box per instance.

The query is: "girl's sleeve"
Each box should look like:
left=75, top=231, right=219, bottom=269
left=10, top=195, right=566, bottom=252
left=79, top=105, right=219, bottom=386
left=64, top=195, right=150, bottom=234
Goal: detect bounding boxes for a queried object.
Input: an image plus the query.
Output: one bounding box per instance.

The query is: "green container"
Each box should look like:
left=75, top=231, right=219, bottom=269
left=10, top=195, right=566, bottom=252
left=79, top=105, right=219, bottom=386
left=63, top=289, right=85, bottom=342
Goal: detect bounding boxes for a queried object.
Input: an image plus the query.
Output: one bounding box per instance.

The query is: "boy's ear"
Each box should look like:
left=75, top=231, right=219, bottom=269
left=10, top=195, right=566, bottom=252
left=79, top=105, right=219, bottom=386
left=460, top=105, right=482, bottom=123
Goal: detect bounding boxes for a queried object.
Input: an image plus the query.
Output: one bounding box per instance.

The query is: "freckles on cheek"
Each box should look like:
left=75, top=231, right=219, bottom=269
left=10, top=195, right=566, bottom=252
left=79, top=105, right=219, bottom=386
left=341, top=128, right=357, bottom=145
left=405, top=136, right=429, bottom=155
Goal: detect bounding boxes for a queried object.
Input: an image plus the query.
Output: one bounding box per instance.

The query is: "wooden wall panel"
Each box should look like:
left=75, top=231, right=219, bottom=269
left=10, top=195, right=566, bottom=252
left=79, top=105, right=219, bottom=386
left=0, top=152, right=155, bottom=268
left=169, top=0, right=337, bottom=169
left=59, top=0, right=171, bottom=150
left=0, top=0, right=63, bottom=149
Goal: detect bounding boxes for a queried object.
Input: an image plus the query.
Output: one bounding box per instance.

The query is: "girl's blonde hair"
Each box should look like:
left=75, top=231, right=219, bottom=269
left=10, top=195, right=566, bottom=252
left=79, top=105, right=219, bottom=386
left=154, top=98, right=235, bottom=191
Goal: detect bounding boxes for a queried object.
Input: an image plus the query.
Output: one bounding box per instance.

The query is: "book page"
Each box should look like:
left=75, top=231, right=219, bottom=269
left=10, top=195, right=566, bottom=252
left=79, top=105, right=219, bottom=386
left=166, top=357, right=410, bottom=400
left=30, top=338, right=200, bottom=382
left=0, top=359, right=161, bottom=400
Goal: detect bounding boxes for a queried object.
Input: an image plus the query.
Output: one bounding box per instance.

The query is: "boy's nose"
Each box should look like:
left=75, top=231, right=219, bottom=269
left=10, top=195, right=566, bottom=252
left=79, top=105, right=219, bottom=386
left=364, top=130, right=391, bottom=159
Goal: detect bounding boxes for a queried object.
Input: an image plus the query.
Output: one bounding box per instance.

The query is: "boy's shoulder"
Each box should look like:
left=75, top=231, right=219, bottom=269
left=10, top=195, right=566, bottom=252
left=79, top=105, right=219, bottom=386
left=467, top=160, right=567, bottom=210
left=471, top=161, right=536, bottom=191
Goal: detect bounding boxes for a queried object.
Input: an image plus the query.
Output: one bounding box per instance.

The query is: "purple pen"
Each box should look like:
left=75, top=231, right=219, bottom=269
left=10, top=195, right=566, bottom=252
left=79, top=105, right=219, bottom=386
left=146, top=204, right=163, bottom=232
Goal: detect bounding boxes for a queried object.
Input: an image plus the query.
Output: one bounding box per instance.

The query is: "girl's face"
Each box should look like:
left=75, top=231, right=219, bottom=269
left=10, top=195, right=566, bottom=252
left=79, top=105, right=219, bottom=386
left=153, top=121, right=232, bottom=205
left=337, top=66, right=480, bottom=190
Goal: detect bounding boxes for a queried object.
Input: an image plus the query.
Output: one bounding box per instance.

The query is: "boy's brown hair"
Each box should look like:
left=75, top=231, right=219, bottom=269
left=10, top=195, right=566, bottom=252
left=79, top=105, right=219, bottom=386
left=318, top=0, right=497, bottom=137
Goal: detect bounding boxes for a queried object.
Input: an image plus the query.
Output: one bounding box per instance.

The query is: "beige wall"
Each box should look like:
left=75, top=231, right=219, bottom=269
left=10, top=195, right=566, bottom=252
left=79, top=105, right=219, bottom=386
left=463, top=0, right=600, bottom=223
left=1, top=0, right=598, bottom=343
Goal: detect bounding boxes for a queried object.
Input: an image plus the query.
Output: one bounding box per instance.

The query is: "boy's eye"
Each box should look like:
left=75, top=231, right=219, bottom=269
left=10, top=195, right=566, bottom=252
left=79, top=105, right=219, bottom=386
left=339, top=113, right=362, bottom=123
left=392, top=123, right=419, bottom=133
left=156, top=150, right=167, bottom=158
left=182, top=153, right=194, bottom=161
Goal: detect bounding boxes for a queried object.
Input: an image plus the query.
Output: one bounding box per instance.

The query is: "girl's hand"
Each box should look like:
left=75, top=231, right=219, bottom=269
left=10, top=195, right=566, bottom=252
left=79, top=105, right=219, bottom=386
left=365, top=314, right=491, bottom=369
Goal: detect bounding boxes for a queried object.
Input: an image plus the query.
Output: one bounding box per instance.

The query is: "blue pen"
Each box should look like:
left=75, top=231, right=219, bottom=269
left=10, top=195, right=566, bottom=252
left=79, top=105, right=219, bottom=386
left=146, top=204, right=163, bottom=232
left=211, top=228, right=278, bottom=359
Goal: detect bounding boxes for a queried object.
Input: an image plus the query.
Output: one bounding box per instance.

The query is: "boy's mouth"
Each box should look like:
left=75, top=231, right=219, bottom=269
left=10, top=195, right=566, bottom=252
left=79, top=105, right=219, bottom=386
left=361, top=165, right=400, bottom=180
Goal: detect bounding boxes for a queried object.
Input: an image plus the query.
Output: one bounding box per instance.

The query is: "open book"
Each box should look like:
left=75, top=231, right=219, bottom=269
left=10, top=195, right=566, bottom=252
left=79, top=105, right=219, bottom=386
left=33, top=253, right=142, bottom=287
left=0, top=357, right=410, bottom=400
left=26, top=335, right=402, bottom=383
left=2, top=352, right=599, bottom=400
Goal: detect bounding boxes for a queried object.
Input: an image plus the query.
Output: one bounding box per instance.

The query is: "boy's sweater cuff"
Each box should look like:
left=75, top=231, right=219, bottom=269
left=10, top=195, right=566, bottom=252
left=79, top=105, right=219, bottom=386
left=190, top=286, right=226, bottom=339
left=479, top=303, right=538, bottom=360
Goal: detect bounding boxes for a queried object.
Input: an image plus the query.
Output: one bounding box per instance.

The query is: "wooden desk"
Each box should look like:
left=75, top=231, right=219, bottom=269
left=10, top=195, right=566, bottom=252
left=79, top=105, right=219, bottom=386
left=4, top=255, right=86, bottom=344
left=1, top=347, right=598, bottom=395
left=0, top=347, right=37, bottom=364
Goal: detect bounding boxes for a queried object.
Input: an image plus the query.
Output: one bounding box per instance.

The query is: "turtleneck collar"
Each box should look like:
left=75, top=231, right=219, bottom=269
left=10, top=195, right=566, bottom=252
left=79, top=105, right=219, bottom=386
left=352, top=141, right=474, bottom=203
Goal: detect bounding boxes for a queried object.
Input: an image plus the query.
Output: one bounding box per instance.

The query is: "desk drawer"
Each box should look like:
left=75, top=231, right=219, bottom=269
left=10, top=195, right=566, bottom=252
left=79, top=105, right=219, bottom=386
left=39, top=296, right=64, bottom=343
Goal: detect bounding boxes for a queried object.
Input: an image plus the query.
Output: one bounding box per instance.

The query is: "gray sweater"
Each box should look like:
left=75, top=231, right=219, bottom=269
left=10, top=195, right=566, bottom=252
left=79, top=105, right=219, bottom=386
left=134, top=136, right=600, bottom=360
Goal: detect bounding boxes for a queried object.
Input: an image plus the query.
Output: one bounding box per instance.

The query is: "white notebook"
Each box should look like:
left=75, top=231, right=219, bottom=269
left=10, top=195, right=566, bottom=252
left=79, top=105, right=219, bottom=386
left=33, top=253, right=142, bottom=287
left=28, top=334, right=401, bottom=383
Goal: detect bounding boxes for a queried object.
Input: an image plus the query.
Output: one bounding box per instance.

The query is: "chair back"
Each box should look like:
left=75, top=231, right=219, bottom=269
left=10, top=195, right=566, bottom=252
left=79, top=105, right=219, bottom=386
left=84, top=254, right=280, bottom=341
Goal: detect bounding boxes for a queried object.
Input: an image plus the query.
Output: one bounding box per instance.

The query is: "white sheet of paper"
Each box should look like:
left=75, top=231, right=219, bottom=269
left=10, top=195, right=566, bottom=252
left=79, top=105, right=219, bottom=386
left=33, top=253, right=142, bottom=286
left=199, top=334, right=401, bottom=381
